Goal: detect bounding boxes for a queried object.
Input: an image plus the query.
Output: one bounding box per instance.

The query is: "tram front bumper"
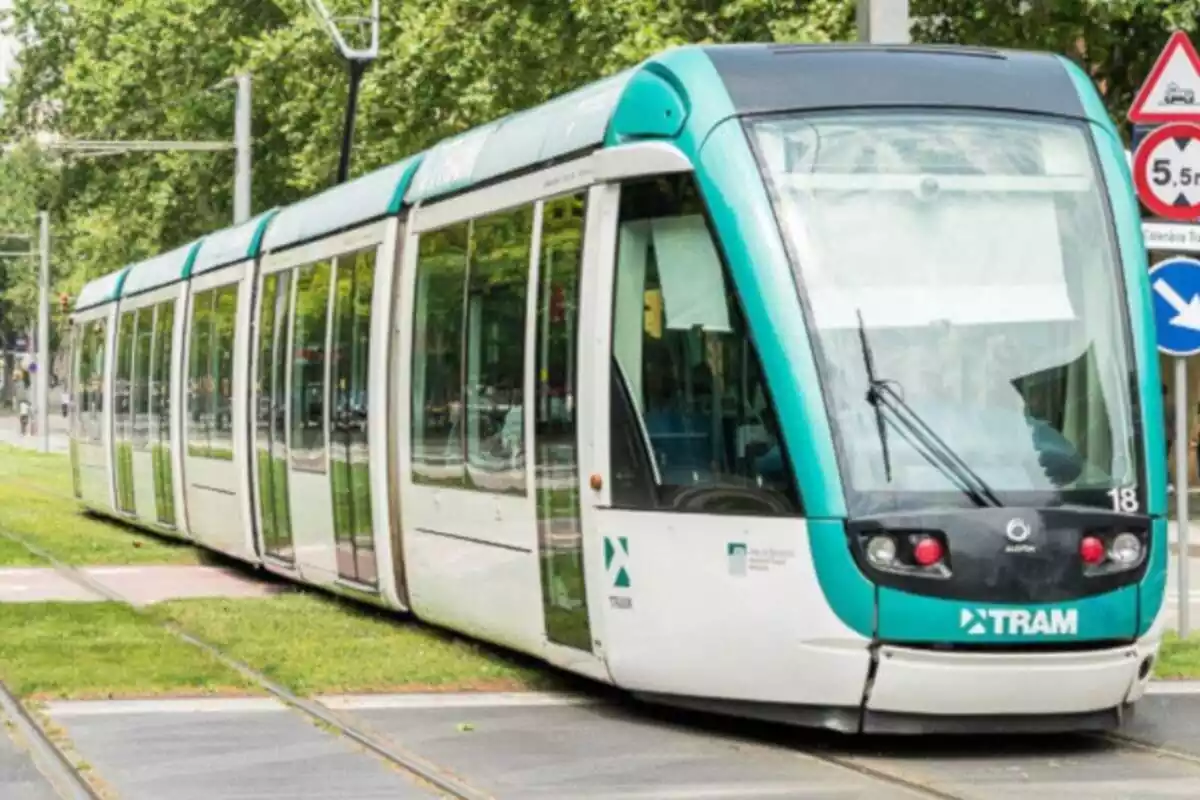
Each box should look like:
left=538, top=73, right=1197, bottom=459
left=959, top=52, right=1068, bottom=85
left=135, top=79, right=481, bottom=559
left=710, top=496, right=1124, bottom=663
left=864, top=643, right=1152, bottom=720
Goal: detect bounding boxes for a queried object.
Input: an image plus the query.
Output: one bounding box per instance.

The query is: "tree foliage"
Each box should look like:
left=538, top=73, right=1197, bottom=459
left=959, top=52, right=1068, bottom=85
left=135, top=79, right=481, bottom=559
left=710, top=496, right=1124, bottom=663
left=0, top=0, right=1188, bottom=348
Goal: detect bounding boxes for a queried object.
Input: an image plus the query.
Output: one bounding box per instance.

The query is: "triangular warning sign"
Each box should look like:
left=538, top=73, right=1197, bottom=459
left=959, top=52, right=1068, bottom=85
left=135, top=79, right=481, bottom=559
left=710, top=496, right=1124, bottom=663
left=1129, top=31, right=1200, bottom=124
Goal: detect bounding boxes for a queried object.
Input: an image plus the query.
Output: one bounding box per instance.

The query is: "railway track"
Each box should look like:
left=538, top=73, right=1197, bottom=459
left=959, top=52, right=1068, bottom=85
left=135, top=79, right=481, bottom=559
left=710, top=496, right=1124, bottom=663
left=0, top=528, right=495, bottom=800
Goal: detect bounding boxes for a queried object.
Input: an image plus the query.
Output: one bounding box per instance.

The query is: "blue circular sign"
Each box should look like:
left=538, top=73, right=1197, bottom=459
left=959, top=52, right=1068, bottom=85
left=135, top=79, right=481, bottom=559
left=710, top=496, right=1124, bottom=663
left=1149, top=256, right=1200, bottom=356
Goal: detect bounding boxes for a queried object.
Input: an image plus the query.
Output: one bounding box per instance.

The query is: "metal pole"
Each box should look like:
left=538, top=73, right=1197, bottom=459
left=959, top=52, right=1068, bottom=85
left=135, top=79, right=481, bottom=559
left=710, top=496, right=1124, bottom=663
left=337, top=59, right=368, bottom=184
left=36, top=210, right=49, bottom=453
left=1178, top=358, right=1191, bottom=636
left=234, top=73, right=252, bottom=224
left=857, top=0, right=911, bottom=44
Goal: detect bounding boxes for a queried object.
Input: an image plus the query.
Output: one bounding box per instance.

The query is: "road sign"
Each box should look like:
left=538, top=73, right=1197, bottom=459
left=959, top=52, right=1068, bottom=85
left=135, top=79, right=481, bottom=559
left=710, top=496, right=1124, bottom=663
left=1150, top=257, right=1200, bottom=355
left=1133, top=122, right=1200, bottom=220
left=1129, top=31, right=1200, bottom=124
left=1144, top=221, right=1200, bottom=252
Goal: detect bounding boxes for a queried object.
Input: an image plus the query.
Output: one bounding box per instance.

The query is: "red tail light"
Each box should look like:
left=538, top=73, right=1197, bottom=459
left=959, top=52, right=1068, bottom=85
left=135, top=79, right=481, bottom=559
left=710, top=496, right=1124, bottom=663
left=913, top=536, right=943, bottom=566
left=1080, top=536, right=1106, bottom=565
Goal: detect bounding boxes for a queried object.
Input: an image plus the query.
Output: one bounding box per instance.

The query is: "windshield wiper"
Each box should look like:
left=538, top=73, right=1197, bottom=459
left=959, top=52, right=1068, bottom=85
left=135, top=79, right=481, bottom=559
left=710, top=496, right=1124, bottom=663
left=855, top=311, right=1003, bottom=508
left=856, top=310, right=892, bottom=482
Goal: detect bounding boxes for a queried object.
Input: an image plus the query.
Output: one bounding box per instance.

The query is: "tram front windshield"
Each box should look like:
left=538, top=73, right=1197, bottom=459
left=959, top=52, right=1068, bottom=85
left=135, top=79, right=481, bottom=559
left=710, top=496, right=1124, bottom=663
left=749, top=111, right=1140, bottom=515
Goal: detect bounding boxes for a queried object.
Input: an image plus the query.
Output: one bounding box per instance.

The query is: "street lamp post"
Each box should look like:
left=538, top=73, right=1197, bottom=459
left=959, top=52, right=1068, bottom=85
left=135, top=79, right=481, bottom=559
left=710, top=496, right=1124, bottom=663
left=306, top=0, right=381, bottom=184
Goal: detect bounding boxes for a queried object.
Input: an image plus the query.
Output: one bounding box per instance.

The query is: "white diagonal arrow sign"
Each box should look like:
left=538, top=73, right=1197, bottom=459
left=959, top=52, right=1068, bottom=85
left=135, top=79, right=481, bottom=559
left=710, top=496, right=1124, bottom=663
left=1154, top=278, right=1200, bottom=331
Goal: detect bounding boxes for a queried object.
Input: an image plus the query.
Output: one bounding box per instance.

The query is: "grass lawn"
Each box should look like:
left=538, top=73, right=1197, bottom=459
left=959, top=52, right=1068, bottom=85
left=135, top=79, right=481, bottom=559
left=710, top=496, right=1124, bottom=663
left=0, top=602, right=253, bottom=700
left=0, top=444, right=200, bottom=566
left=1155, top=631, right=1200, bottom=678
left=152, top=592, right=567, bottom=696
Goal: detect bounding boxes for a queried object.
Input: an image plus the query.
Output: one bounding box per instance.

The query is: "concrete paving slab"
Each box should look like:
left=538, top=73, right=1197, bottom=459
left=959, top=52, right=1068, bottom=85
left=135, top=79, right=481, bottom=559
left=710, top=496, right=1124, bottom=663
left=46, top=698, right=441, bottom=800
left=1121, top=693, right=1200, bottom=758
left=79, top=564, right=290, bottom=603
left=0, top=566, right=102, bottom=602
left=350, top=698, right=916, bottom=799
left=0, top=721, right=62, bottom=800
left=844, top=734, right=1200, bottom=799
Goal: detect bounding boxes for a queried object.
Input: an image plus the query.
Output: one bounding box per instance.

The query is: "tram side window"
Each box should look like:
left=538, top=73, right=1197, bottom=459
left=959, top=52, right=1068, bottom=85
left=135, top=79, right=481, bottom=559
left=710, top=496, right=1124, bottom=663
left=211, top=284, right=238, bottom=459
left=78, top=319, right=106, bottom=445
left=187, top=285, right=237, bottom=461
left=464, top=207, right=533, bottom=495
left=115, top=311, right=135, bottom=442
left=132, top=307, right=153, bottom=450
left=187, top=289, right=213, bottom=457
left=608, top=174, right=801, bottom=516
left=411, top=223, right=469, bottom=487
left=291, top=261, right=331, bottom=473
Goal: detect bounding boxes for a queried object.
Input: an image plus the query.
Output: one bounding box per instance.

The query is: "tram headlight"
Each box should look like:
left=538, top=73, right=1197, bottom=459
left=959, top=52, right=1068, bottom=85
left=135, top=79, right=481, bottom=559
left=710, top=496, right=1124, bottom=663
left=865, top=535, right=897, bottom=566
left=1109, top=533, right=1143, bottom=566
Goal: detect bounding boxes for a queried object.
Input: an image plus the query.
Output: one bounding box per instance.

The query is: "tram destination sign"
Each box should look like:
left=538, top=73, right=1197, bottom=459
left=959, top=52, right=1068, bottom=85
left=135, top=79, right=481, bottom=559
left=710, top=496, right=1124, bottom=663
left=1133, top=121, right=1200, bottom=221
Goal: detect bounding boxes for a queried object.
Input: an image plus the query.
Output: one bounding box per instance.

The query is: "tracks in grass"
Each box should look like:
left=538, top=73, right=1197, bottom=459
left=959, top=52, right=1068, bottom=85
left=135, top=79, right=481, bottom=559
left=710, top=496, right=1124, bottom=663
left=0, top=527, right=494, bottom=800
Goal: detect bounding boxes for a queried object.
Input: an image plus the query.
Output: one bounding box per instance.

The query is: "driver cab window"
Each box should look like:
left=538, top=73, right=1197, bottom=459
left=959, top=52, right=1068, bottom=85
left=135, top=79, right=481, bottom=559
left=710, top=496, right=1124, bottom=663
left=609, top=174, right=800, bottom=516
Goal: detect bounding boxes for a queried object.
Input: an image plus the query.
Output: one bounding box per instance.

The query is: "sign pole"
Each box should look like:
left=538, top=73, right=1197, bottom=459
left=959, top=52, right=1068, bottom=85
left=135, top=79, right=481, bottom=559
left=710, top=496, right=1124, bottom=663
left=1179, top=358, right=1191, bottom=636
left=36, top=210, right=49, bottom=454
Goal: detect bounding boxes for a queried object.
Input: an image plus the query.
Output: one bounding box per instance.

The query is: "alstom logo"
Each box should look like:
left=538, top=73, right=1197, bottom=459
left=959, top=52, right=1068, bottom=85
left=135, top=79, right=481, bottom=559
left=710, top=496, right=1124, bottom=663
left=959, top=608, right=1078, bottom=636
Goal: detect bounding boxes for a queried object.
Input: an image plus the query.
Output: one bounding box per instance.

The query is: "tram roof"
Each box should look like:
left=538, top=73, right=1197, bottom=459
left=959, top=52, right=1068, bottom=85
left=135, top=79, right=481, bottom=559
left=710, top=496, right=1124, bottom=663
left=189, top=209, right=279, bottom=277
left=260, top=156, right=422, bottom=254
left=404, top=69, right=635, bottom=204
left=701, top=43, right=1087, bottom=120
left=75, top=267, right=131, bottom=312
left=120, top=240, right=203, bottom=299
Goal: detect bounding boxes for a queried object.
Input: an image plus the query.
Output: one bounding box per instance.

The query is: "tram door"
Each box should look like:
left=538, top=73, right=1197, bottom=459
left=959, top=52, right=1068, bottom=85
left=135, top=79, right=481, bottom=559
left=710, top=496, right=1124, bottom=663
left=254, top=272, right=295, bottom=561
left=533, top=192, right=593, bottom=651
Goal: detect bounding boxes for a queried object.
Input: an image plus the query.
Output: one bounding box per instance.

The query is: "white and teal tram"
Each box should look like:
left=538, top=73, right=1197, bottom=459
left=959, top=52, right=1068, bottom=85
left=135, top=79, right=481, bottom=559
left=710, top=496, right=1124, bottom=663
left=68, top=43, right=1167, bottom=734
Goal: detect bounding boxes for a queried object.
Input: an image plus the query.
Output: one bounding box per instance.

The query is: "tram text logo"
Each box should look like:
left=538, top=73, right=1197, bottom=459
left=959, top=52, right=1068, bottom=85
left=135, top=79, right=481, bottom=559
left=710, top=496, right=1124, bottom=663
left=959, top=608, right=1078, bottom=636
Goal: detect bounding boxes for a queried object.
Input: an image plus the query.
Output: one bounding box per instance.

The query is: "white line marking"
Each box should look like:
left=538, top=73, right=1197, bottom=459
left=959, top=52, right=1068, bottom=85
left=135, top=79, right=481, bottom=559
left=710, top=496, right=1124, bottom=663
left=318, top=692, right=599, bottom=710
left=1146, top=681, right=1200, bottom=696
left=44, top=697, right=287, bottom=716
left=43, top=691, right=599, bottom=716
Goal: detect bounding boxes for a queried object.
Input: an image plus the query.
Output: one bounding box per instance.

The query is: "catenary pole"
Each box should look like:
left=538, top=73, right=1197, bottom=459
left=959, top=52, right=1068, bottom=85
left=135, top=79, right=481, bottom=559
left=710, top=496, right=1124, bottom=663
left=234, top=73, right=252, bottom=224
left=36, top=210, right=49, bottom=452
left=857, top=0, right=911, bottom=43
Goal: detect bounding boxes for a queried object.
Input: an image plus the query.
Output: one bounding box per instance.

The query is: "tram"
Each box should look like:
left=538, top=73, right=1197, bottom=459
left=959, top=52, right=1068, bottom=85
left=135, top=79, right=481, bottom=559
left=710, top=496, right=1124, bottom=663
left=67, top=43, right=1166, bottom=734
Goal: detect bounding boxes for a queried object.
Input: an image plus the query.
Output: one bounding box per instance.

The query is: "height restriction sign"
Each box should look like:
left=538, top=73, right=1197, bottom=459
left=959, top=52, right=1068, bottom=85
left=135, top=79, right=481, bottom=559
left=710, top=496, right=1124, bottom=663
left=1133, top=121, right=1200, bottom=220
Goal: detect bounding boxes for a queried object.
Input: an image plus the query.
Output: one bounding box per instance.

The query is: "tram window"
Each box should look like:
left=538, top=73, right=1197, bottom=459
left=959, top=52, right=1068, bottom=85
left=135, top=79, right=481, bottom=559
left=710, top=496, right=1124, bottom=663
left=608, top=174, right=800, bottom=516
left=291, top=261, right=331, bottom=473
left=411, top=223, right=468, bottom=487
left=149, top=302, right=166, bottom=437
left=74, top=323, right=88, bottom=443
left=331, top=247, right=377, bottom=583
left=187, top=285, right=236, bottom=461
left=115, top=311, right=135, bottom=442
left=211, top=284, right=238, bottom=459
left=187, top=289, right=213, bottom=458
left=132, top=307, right=153, bottom=450
left=464, top=206, right=532, bottom=495
left=153, top=301, right=175, bottom=451
left=78, top=319, right=106, bottom=446
left=90, top=319, right=106, bottom=445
